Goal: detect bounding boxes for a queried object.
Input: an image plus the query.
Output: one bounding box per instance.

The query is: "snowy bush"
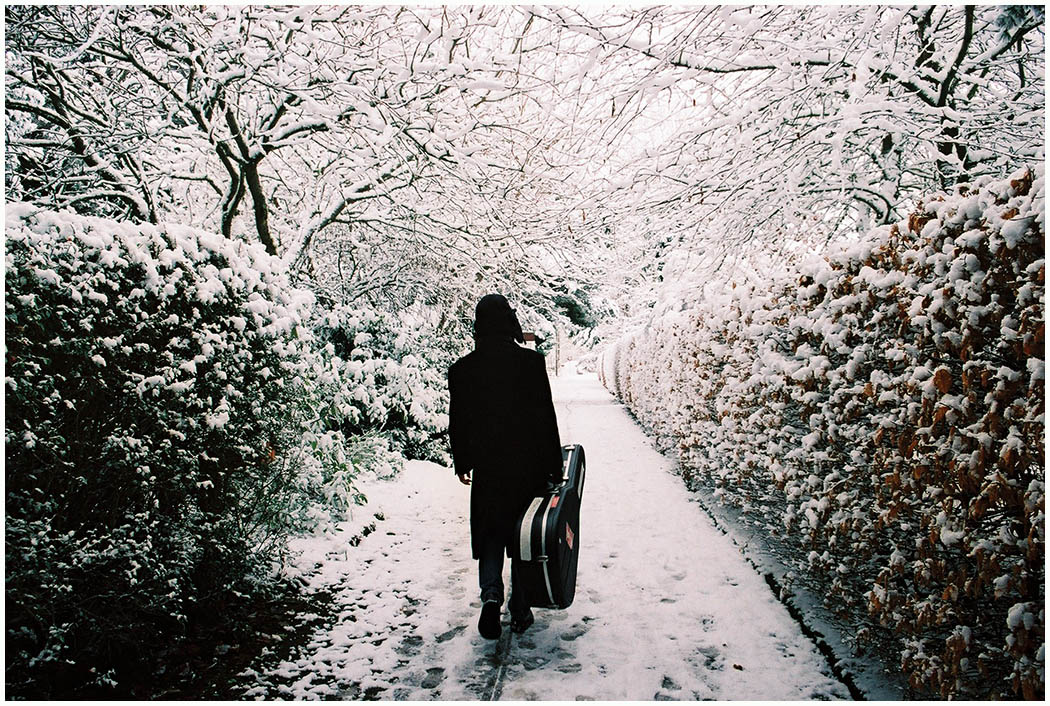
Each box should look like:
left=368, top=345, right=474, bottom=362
left=602, top=166, right=1044, bottom=699
left=314, top=305, right=450, bottom=465
left=4, top=205, right=358, bottom=696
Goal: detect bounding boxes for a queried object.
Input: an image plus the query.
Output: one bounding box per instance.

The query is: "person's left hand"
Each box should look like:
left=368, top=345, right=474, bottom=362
left=457, top=472, right=471, bottom=486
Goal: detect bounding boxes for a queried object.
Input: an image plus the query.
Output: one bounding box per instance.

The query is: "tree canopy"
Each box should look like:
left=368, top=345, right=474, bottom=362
left=6, top=4, right=1044, bottom=324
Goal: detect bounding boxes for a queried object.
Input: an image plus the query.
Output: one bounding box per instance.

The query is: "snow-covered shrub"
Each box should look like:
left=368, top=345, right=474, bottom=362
left=603, top=166, right=1044, bottom=699
left=4, top=205, right=356, bottom=696
left=314, top=305, right=450, bottom=464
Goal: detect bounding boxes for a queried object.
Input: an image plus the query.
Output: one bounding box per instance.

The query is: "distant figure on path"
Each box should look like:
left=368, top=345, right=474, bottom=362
left=447, top=294, right=563, bottom=639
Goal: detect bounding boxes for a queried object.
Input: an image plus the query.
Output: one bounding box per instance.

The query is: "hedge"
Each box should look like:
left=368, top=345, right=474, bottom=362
left=601, top=166, right=1044, bottom=699
left=4, top=205, right=358, bottom=696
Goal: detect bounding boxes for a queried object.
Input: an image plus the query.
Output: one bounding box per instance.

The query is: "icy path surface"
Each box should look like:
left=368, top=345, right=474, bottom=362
left=241, top=371, right=851, bottom=700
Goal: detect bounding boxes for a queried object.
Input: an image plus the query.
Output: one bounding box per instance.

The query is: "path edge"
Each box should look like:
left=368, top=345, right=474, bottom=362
left=681, top=479, right=909, bottom=701
left=600, top=397, right=908, bottom=701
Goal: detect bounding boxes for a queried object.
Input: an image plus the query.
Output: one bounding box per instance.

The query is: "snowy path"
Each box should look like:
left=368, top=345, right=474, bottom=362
left=240, top=372, right=851, bottom=700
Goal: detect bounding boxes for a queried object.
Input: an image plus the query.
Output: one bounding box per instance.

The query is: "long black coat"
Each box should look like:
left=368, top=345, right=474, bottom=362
left=448, top=336, right=562, bottom=559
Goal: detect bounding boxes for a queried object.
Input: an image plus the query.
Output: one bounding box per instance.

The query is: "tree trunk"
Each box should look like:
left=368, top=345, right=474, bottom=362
left=243, top=160, right=278, bottom=256
left=225, top=109, right=278, bottom=256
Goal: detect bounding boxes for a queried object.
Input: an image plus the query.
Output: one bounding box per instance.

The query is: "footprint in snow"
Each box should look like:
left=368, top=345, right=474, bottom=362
left=420, top=667, right=445, bottom=689
left=553, top=647, right=574, bottom=660
left=692, top=645, right=724, bottom=671
left=560, top=625, right=588, bottom=641
left=396, top=634, right=423, bottom=656
left=435, top=625, right=465, bottom=643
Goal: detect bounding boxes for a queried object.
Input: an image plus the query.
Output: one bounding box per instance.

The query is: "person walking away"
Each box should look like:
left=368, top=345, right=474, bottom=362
left=447, top=294, right=562, bottom=639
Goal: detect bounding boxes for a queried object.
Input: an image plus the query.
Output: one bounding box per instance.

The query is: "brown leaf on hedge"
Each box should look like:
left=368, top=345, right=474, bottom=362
left=971, top=495, right=988, bottom=519
left=908, top=211, right=933, bottom=234
left=959, top=471, right=980, bottom=495
left=1022, top=324, right=1044, bottom=356
left=898, top=431, right=912, bottom=457
left=1009, top=169, right=1033, bottom=196
left=934, top=367, right=952, bottom=394
left=1001, top=207, right=1020, bottom=220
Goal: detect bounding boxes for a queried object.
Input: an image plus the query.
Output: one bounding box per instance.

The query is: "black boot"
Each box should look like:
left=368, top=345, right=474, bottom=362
left=478, top=599, right=502, bottom=640
left=510, top=608, right=534, bottom=634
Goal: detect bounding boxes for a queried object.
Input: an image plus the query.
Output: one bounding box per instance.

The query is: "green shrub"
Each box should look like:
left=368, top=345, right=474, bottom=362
left=4, top=205, right=354, bottom=696
left=315, top=305, right=450, bottom=464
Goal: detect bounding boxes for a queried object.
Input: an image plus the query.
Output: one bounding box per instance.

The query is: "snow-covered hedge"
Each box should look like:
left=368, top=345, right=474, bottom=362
left=4, top=205, right=362, bottom=695
left=315, top=305, right=450, bottom=465
left=601, top=167, right=1044, bottom=699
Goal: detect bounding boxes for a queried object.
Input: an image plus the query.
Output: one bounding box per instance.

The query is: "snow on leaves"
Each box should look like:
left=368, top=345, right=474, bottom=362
left=4, top=204, right=442, bottom=696
left=540, top=5, right=1044, bottom=281
left=314, top=304, right=450, bottom=466
left=600, top=165, right=1044, bottom=699
left=4, top=4, right=588, bottom=311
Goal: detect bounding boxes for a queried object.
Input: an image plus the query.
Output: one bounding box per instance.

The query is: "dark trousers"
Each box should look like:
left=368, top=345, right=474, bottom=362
left=478, top=535, right=529, bottom=620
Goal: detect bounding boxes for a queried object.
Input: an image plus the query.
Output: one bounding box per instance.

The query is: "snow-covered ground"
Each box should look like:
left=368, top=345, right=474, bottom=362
left=239, top=370, right=852, bottom=700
